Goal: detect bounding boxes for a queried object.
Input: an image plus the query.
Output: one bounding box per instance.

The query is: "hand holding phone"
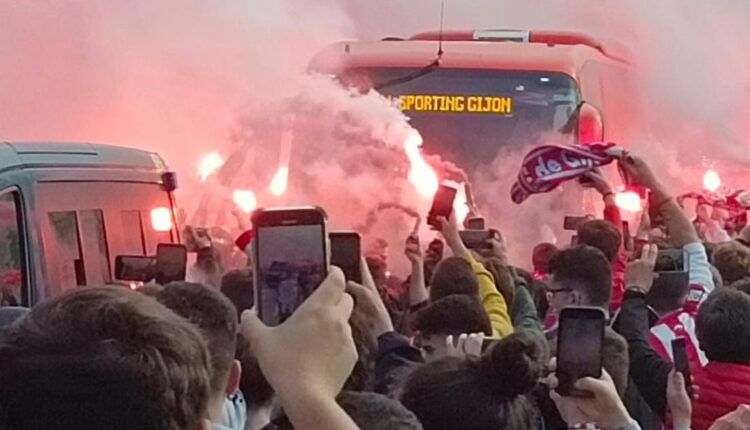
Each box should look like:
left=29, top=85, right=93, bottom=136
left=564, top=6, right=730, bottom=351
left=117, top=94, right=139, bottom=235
left=428, top=185, right=457, bottom=229
left=671, top=337, right=693, bottom=398
left=556, top=306, right=605, bottom=397
left=252, top=207, right=328, bottom=326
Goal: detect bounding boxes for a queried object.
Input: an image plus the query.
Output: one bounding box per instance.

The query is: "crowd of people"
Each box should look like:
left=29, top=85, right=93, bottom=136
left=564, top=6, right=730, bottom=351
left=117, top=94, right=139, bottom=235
left=2, top=152, right=750, bottom=430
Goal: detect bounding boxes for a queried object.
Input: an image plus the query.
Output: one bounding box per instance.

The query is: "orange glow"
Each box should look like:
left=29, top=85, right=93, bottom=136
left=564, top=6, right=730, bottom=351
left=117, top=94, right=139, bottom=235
left=199, top=152, right=224, bottom=182
left=150, top=206, right=173, bottom=232
left=404, top=130, right=439, bottom=198
left=270, top=166, right=289, bottom=196
left=615, top=191, right=643, bottom=213
left=232, top=189, right=257, bottom=213
left=703, top=169, right=722, bottom=192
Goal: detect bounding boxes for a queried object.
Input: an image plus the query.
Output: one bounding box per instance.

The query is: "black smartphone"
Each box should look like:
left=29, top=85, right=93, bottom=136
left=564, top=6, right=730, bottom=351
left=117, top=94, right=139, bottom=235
left=563, top=215, right=589, bottom=231
left=252, top=207, right=328, bottom=326
left=427, top=185, right=457, bottom=228
left=671, top=337, right=693, bottom=398
left=557, top=306, right=605, bottom=397
left=115, top=255, right=155, bottom=282
left=330, top=231, right=362, bottom=284
left=655, top=249, right=687, bottom=272
left=155, top=244, right=188, bottom=285
left=459, top=230, right=493, bottom=250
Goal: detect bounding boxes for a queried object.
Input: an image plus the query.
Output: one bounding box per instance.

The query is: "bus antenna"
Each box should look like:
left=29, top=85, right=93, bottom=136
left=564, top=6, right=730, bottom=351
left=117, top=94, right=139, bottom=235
left=437, top=1, right=445, bottom=60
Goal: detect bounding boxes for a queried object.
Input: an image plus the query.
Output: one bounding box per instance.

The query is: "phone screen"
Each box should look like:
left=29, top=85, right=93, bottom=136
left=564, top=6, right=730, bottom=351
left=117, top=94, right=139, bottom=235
left=116, top=256, right=155, bottom=282
left=256, top=223, right=326, bottom=326
left=557, top=307, right=605, bottom=396
left=330, top=233, right=362, bottom=283
left=671, top=337, right=693, bottom=398
left=428, top=185, right=457, bottom=227
left=155, top=244, right=187, bottom=285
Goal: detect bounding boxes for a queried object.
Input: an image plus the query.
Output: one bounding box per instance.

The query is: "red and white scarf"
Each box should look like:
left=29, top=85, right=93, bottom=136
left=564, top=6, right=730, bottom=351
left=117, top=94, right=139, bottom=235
left=511, top=143, right=622, bottom=204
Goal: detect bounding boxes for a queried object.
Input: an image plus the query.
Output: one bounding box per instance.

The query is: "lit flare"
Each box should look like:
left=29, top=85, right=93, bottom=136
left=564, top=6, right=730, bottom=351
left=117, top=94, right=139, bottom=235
left=270, top=166, right=289, bottom=196
left=703, top=169, right=721, bottom=192
left=232, top=189, right=257, bottom=213
left=404, top=131, right=439, bottom=198
left=615, top=191, right=643, bottom=213
left=199, top=152, right=224, bottom=182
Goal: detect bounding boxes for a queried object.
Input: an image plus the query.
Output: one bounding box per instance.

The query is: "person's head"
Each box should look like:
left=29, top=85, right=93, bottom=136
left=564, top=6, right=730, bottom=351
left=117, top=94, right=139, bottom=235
left=220, top=268, right=254, bottom=319
left=149, top=282, right=240, bottom=422
left=337, top=391, right=423, bottom=430
left=696, top=288, right=750, bottom=364
left=532, top=242, right=558, bottom=275
left=730, top=278, right=750, bottom=296
left=0, top=306, right=28, bottom=330
left=712, top=242, right=750, bottom=285
left=547, top=245, right=612, bottom=315
left=0, top=287, right=212, bottom=430
left=429, top=257, right=479, bottom=301
left=401, top=330, right=548, bottom=430
left=414, top=295, right=492, bottom=362
left=482, top=257, right=515, bottom=308
left=343, top=312, right=377, bottom=391
left=577, top=220, right=622, bottom=262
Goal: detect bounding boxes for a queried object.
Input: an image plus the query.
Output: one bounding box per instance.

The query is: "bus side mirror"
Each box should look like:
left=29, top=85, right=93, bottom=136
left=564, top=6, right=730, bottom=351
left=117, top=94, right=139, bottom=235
left=577, top=102, right=604, bottom=145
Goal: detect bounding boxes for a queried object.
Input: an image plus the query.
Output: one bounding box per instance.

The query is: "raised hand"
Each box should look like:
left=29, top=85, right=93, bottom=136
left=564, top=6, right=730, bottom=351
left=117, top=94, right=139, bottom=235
left=625, top=244, right=659, bottom=292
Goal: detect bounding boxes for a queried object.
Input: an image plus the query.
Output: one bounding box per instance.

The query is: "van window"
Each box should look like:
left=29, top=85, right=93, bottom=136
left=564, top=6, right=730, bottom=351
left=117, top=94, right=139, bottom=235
left=0, top=191, right=25, bottom=307
left=48, top=211, right=85, bottom=290
left=79, top=210, right=111, bottom=286
left=120, top=210, right=146, bottom=255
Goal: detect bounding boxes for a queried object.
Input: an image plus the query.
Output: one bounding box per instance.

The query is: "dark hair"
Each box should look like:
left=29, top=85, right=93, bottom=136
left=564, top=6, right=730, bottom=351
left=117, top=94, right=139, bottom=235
left=532, top=242, right=558, bottom=273
left=149, top=282, right=238, bottom=395
left=430, top=257, right=479, bottom=301
left=337, top=391, right=423, bottom=430
left=482, top=257, right=515, bottom=307
left=696, top=288, right=750, bottom=364
left=712, top=242, right=750, bottom=285
left=400, top=330, right=548, bottom=430
left=343, top=313, right=377, bottom=392
left=731, top=278, right=750, bottom=296
left=414, top=295, right=492, bottom=338
left=220, top=268, right=254, bottom=319
left=646, top=276, right=690, bottom=315
left=548, top=245, right=612, bottom=308
left=0, top=287, right=211, bottom=430
left=577, top=220, right=622, bottom=262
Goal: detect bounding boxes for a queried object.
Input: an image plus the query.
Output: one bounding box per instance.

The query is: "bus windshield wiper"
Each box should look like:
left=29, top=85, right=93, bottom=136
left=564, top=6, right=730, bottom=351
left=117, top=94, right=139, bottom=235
left=373, top=58, right=441, bottom=92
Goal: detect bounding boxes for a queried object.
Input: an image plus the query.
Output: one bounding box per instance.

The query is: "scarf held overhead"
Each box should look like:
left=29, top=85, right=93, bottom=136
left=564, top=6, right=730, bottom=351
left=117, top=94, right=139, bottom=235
left=511, top=143, right=622, bottom=204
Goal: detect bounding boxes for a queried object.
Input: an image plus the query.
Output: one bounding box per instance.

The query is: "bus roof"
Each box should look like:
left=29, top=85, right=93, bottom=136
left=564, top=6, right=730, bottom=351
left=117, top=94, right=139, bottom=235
left=309, top=30, right=630, bottom=78
left=0, top=141, right=167, bottom=173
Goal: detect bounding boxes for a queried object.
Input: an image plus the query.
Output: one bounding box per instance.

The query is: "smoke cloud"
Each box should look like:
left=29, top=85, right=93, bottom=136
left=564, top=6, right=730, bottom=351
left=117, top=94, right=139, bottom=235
left=2, top=0, right=749, bottom=270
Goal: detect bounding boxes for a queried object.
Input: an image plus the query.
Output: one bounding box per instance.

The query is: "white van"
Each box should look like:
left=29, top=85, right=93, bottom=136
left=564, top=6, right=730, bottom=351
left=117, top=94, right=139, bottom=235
left=0, top=142, right=180, bottom=307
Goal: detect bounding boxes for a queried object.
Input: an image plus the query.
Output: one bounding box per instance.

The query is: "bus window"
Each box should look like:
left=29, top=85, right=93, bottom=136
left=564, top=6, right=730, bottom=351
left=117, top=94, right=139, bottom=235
left=79, top=210, right=111, bottom=286
left=48, top=211, right=85, bottom=290
left=0, top=191, right=24, bottom=307
left=120, top=210, right=146, bottom=255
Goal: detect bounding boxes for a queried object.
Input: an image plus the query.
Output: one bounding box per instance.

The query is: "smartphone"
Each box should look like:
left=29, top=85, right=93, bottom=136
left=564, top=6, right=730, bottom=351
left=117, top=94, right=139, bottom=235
left=155, top=244, right=188, bottom=285
left=464, top=216, right=485, bottom=230
left=252, top=207, right=328, bottom=326
left=330, top=231, right=362, bottom=284
left=563, top=215, right=589, bottom=231
left=115, top=255, right=155, bottom=282
left=655, top=249, right=687, bottom=272
left=556, top=306, right=605, bottom=397
left=459, top=230, right=493, bottom=250
left=671, top=337, right=693, bottom=398
left=427, top=185, right=457, bottom=228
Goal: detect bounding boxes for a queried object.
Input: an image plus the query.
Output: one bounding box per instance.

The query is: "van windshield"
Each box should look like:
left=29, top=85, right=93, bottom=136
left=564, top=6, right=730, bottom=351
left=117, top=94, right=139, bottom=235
left=343, top=68, right=580, bottom=168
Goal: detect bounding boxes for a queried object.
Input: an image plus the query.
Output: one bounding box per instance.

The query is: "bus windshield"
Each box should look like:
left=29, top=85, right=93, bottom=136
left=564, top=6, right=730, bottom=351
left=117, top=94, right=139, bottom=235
left=345, top=68, right=581, bottom=168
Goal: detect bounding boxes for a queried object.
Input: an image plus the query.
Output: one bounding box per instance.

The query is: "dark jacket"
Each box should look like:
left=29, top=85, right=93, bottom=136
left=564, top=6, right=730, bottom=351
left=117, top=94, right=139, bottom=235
left=374, top=331, right=422, bottom=396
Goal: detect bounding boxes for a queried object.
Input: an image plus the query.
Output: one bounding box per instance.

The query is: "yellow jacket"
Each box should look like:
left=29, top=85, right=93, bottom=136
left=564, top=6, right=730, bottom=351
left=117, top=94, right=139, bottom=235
left=464, top=253, right=514, bottom=338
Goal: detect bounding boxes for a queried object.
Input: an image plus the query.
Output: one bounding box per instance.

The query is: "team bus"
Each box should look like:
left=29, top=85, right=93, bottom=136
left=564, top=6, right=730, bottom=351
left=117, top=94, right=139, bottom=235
left=0, top=142, right=180, bottom=307
left=310, top=29, right=636, bottom=171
